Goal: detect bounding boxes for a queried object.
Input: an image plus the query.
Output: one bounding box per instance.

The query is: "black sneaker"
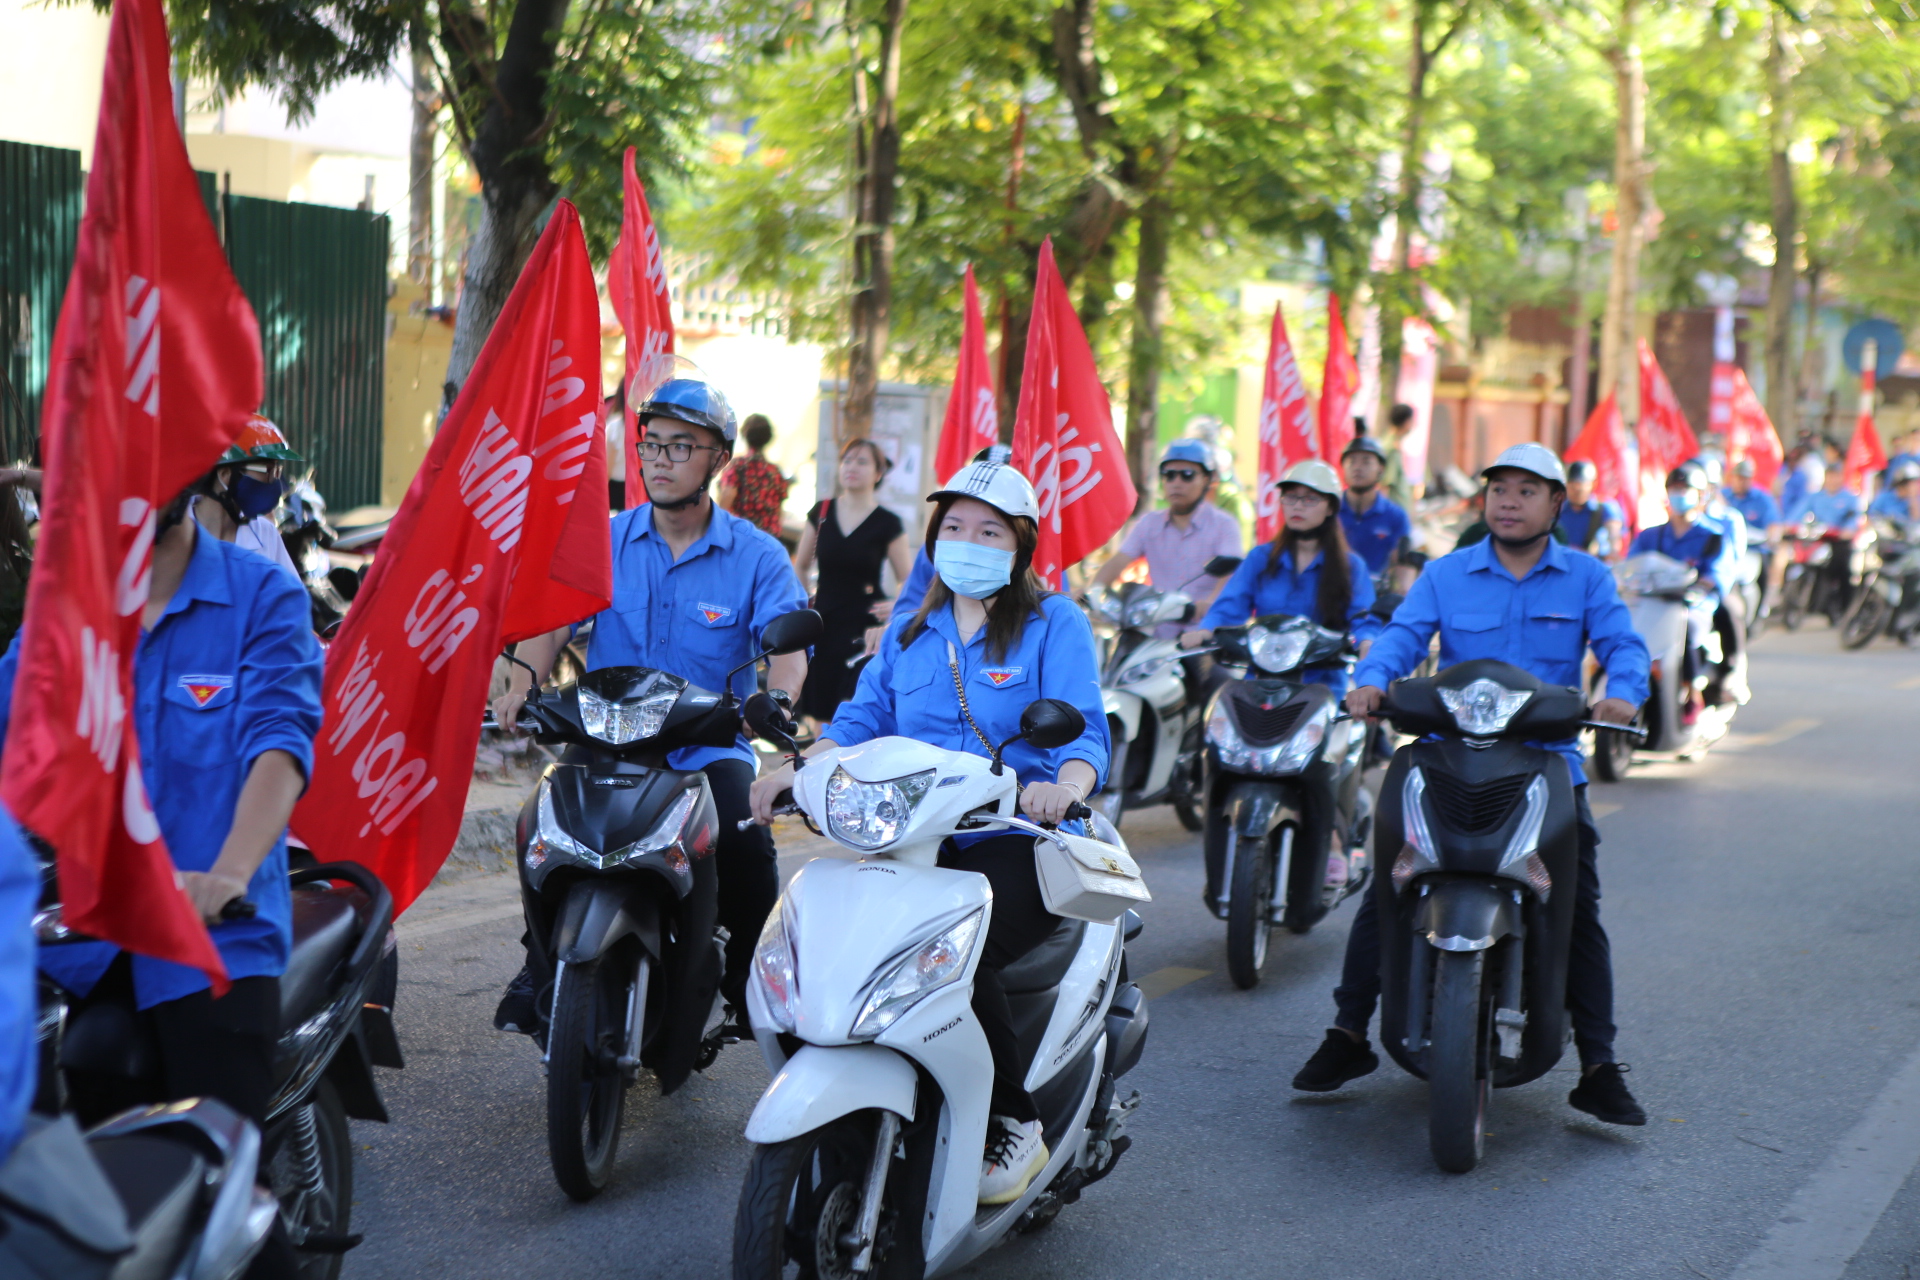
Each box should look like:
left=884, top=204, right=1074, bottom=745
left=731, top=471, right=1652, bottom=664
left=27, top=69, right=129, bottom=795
left=1292, top=1030, right=1379, bottom=1092
left=1568, top=1062, right=1647, bottom=1126
left=493, top=965, right=539, bottom=1034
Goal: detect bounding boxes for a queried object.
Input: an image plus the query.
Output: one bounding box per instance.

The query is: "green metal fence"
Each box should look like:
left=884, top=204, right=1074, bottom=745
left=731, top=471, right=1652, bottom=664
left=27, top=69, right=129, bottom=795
left=0, top=139, right=389, bottom=508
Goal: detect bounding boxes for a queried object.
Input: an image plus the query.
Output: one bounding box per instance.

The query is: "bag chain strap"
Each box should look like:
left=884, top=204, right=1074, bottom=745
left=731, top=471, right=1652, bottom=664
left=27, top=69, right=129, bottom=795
left=946, top=641, right=1000, bottom=758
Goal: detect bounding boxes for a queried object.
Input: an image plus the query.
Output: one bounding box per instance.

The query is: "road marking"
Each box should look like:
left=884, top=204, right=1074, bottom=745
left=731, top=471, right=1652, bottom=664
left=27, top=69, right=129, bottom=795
left=1728, top=1034, right=1920, bottom=1279
left=398, top=901, right=521, bottom=943
left=1720, top=717, right=1821, bottom=751
left=1589, top=802, right=1621, bottom=819
left=1137, top=967, right=1210, bottom=1000
left=1896, top=675, right=1920, bottom=690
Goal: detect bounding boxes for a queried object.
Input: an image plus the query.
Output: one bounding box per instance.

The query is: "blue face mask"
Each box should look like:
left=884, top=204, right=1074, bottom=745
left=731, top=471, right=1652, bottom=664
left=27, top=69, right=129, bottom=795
left=1668, top=488, right=1700, bottom=514
left=934, top=540, right=1015, bottom=600
left=229, top=472, right=286, bottom=520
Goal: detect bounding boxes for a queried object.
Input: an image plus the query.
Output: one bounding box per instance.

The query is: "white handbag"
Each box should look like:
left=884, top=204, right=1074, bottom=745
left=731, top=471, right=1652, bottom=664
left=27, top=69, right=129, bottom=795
left=1033, top=831, right=1152, bottom=923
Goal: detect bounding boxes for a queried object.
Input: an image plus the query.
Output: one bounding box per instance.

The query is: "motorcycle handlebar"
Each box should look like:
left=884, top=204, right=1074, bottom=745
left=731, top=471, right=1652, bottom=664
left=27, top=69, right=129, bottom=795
left=480, top=711, right=540, bottom=732
left=1584, top=719, right=1648, bottom=738
left=219, top=898, right=257, bottom=921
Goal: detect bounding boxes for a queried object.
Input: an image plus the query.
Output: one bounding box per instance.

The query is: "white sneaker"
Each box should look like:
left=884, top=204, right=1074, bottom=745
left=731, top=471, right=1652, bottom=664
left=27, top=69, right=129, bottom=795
left=979, top=1116, right=1048, bottom=1205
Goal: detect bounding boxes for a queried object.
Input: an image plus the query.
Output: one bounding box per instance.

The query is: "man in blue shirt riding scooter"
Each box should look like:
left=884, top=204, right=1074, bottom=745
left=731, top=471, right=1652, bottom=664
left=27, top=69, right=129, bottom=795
left=1291, top=443, right=1652, bottom=1128
left=1631, top=462, right=1750, bottom=709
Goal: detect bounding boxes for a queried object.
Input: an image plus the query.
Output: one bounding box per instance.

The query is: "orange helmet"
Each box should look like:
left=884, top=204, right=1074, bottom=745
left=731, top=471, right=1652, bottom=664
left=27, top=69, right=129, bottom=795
left=218, top=413, right=304, bottom=465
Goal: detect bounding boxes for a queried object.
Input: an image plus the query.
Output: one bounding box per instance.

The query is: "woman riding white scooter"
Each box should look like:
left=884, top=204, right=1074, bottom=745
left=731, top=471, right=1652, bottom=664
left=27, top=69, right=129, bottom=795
left=749, top=447, right=1108, bottom=1207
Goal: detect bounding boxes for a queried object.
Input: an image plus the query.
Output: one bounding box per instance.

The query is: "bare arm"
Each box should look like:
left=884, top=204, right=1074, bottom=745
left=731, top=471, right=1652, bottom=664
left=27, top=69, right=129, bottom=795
left=177, top=749, right=304, bottom=923
left=870, top=532, right=916, bottom=626
left=489, top=627, right=569, bottom=732
left=791, top=520, right=818, bottom=585
left=1084, top=553, right=1129, bottom=595
left=766, top=650, right=807, bottom=704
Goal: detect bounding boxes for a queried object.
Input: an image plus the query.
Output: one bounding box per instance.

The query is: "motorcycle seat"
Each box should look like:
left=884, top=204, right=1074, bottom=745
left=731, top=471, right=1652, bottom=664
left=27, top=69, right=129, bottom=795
left=85, top=1133, right=204, bottom=1280
left=1000, top=919, right=1086, bottom=995
left=281, top=884, right=365, bottom=1025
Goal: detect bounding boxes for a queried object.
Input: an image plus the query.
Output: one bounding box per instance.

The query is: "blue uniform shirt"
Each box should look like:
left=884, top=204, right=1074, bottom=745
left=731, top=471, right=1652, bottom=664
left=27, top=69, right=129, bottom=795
left=825, top=594, right=1109, bottom=838
left=1780, top=463, right=1819, bottom=517
left=0, top=803, right=34, bottom=1164
left=0, top=532, right=322, bottom=1009
left=1629, top=519, right=1740, bottom=593
left=1354, top=538, right=1650, bottom=786
left=1202, top=545, right=1380, bottom=691
left=1339, top=494, right=1412, bottom=575
left=1558, top=499, right=1622, bottom=554
left=1868, top=488, right=1919, bottom=531
left=1787, top=488, right=1862, bottom=531
left=587, top=504, right=809, bottom=771
left=1723, top=487, right=1781, bottom=545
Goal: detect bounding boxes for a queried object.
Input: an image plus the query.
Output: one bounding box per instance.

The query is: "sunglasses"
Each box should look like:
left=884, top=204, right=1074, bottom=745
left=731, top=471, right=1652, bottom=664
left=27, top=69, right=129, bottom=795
left=1160, top=468, right=1202, bottom=483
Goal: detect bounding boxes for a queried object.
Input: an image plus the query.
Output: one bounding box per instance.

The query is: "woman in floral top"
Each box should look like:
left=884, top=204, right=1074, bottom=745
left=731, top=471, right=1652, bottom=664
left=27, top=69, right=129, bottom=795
left=717, top=414, right=790, bottom=538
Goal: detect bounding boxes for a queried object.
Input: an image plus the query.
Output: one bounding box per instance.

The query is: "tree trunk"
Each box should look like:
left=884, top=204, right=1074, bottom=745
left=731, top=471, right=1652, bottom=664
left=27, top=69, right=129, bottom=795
left=407, top=22, right=437, bottom=290
left=843, top=0, right=908, bottom=443
left=1125, top=196, right=1171, bottom=513
left=439, top=0, right=571, bottom=407
left=1763, top=8, right=1799, bottom=437
left=1598, top=4, right=1648, bottom=423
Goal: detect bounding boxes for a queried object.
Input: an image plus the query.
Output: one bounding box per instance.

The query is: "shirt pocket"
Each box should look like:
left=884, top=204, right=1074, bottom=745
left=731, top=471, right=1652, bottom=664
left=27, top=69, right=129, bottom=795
left=972, top=663, right=1031, bottom=694
left=1526, top=609, right=1584, bottom=668
left=161, top=674, right=238, bottom=769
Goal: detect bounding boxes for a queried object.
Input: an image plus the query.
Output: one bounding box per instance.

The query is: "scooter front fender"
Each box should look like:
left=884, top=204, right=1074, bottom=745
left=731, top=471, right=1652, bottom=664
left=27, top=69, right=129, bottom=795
left=551, top=879, right=664, bottom=966
left=1414, top=879, right=1521, bottom=952
left=1103, top=688, right=1142, bottom=744
left=743, top=1044, right=918, bottom=1145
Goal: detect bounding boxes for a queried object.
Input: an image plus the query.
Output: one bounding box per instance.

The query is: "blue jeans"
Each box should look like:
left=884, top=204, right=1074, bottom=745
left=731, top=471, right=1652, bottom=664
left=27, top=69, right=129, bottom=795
left=1330, top=785, right=1617, bottom=1066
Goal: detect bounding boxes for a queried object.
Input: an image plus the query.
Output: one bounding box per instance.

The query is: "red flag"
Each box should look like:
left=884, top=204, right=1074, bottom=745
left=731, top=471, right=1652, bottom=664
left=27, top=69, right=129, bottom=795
left=934, top=264, right=999, bottom=485
left=1254, top=301, right=1316, bottom=542
left=1636, top=338, right=1700, bottom=475
left=1317, top=293, right=1358, bottom=462
left=292, top=203, right=611, bottom=913
left=0, top=0, right=263, bottom=991
left=1563, top=392, right=1638, bottom=535
left=1010, top=239, right=1137, bottom=585
left=605, top=147, right=676, bottom=511
left=1723, top=365, right=1783, bottom=490
left=1844, top=412, right=1887, bottom=494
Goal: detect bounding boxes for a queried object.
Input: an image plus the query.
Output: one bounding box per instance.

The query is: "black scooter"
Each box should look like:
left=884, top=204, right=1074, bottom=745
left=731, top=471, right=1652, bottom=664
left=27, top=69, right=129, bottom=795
left=35, top=858, right=402, bottom=1280
left=1372, top=659, right=1643, bottom=1172
left=1199, top=615, right=1371, bottom=989
left=508, top=608, right=822, bottom=1201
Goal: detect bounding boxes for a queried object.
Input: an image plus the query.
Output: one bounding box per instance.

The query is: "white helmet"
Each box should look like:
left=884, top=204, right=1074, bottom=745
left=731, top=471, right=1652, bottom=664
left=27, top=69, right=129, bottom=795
left=1481, top=442, right=1567, bottom=487
left=1276, top=459, right=1343, bottom=502
left=927, top=445, right=1040, bottom=523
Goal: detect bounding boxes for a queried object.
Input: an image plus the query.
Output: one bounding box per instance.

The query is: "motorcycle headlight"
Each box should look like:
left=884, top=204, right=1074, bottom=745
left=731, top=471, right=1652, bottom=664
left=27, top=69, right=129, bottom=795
left=1090, top=591, right=1126, bottom=624
left=1269, top=706, right=1330, bottom=774
left=1116, top=653, right=1175, bottom=686
left=1206, top=700, right=1252, bottom=770
left=1124, top=593, right=1165, bottom=629
left=824, top=767, right=937, bottom=850
left=603, top=785, right=700, bottom=882
left=1391, top=766, right=1440, bottom=891
left=1249, top=627, right=1310, bottom=674
left=851, top=909, right=984, bottom=1040
left=1207, top=698, right=1327, bottom=775
left=1438, top=678, right=1532, bottom=736
left=526, top=776, right=590, bottom=870
left=752, top=902, right=798, bottom=1033
left=579, top=685, right=678, bottom=745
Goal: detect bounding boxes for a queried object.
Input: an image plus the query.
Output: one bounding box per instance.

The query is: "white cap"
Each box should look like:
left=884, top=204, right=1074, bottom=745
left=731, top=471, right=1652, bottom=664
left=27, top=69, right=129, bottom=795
left=1276, top=459, right=1342, bottom=500
left=927, top=445, right=1041, bottom=522
left=1480, top=442, right=1567, bottom=487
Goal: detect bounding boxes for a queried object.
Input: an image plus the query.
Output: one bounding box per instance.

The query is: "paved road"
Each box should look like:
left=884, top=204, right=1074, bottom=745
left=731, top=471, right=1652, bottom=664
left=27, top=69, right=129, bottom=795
left=347, top=627, right=1920, bottom=1279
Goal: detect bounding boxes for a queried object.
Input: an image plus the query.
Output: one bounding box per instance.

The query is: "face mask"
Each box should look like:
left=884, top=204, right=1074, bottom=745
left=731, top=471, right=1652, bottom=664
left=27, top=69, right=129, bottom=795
left=934, top=540, right=1015, bottom=600
left=1669, top=489, right=1700, bottom=514
left=228, top=472, right=286, bottom=520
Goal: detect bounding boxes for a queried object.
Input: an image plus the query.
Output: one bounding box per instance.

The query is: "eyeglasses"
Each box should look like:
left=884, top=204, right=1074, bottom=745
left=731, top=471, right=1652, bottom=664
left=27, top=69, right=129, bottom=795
left=1279, top=491, right=1328, bottom=508
left=638, top=439, right=723, bottom=463
left=1160, top=468, right=1202, bottom=483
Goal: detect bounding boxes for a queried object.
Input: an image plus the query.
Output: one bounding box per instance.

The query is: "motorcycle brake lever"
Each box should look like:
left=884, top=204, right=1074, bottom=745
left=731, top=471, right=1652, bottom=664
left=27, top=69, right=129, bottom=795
left=1582, top=719, right=1649, bottom=738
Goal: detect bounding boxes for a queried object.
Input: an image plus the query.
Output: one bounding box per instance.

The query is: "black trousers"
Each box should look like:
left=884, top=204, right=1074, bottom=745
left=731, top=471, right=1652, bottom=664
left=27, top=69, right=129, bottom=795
left=704, top=757, right=779, bottom=1010
left=64, top=956, right=296, bottom=1280
left=938, top=834, right=1061, bottom=1125
left=1330, top=785, right=1619, bottom=1067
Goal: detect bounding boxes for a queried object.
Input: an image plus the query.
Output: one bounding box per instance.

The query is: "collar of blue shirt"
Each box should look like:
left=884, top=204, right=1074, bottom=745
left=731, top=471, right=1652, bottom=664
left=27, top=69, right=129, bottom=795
left=161, top=525, right=238, bottom=622
left=625, top=500, right=742, bottom=559
left=1462, top=530, right=1570, bottom=583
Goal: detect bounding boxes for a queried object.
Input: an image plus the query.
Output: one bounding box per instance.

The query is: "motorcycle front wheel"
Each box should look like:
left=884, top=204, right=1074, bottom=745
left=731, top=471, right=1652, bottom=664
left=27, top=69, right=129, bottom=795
left=1225, top=827, right=1277, bottom=990
left=547, top=956, right=631, bottom=1201
left=1591, top=722, right=1636, bottom=782
left=733, top=1112, right=900, bottom=1280
left=1428, top=948, right=1490, bottom=1174
left=1840, top=579, right=1890, bottom=650
left=1780, top=574, right=1808, bottom=631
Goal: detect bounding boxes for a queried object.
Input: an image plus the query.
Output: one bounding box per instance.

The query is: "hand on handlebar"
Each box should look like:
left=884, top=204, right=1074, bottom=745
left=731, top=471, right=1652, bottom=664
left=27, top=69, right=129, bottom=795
left=1020, top=780, right=1086, bottom=827
left=1590, top=696, right=1638, bottom=726
left=177, top=869, right=252, bottom=926
left=1178, top=628, right=1211, bottom=651
left=1345, top=684, right=1386, bottom=720
left=749, top=762, right=797, bottom=826
left=490, top=690, right=529, bottom=736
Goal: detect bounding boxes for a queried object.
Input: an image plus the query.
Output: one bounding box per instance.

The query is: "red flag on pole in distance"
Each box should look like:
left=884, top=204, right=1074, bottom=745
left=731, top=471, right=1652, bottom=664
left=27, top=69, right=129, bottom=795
left=1844, top=411, right=1887, bottom=494
left=1011, top=238, right=1137, bottom=586
left=1563, top=392, right=1638, bottom=537
left=1317, top=293, right=1358, bottom=462
left=1724, top=366, right=1784, bottom=490
left=1254, top=300, right=1316, bottom=542
left=0, top=0, right=264, bottom=992
left=292, top=202, right=611, bottom=914
left=606, top=147, right=676, bottom=510
left=934, top=264, right=999, bottom=485
left=1636, top=338, right=1701, bottom=475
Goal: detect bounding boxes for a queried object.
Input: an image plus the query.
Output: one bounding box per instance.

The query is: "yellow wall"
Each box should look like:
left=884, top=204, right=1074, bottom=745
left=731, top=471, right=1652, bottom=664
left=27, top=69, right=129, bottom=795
left=181, top=134, right=310, bottom=201
left=0, top=0, right=110, bottom=164
left=383, top=278, right=453, bottom=507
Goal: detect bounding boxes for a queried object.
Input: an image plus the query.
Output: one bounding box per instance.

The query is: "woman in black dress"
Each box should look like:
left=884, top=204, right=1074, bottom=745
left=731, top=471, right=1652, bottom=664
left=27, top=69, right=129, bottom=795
left=792, top=438, right=915, bottom=724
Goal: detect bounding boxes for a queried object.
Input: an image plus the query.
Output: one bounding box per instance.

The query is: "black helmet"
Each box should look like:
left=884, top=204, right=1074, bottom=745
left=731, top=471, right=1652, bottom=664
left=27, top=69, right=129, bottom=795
left=1666, top=462, right=1710, bottom=491
left=1342, top=433, right=1389, bottom=462
left=1566, top=459, right=1597, bottom=483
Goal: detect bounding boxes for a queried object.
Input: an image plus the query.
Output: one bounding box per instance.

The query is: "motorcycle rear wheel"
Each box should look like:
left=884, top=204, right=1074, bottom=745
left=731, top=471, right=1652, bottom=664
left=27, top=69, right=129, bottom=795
left=1840, top=582, right=1890, bottom=650
left=268, top=1078, right=354, bottom=1280
left=1225, top=828, right=1276, bottom=989
left=733, top=1113, right=895, bottom=1280
left=1780, top=576, right=1807, bottom=631
left=547, top=956, right=630, bottom=1201
left=1428, top=949, right=1490, bottom=1174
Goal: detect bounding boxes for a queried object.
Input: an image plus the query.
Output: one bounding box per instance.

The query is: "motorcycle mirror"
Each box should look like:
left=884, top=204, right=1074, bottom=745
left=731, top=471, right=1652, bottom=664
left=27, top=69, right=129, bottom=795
left=1203, top=554, right=1243, bottom=578
left=1016, top=698, right=1086, bottom=750
left=761, top=608, right=824, bottom=657
left=327, top=565, right=361, bottom=602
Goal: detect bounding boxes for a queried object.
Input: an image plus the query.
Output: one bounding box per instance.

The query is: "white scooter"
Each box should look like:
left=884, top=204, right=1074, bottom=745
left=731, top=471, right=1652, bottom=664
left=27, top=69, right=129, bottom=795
left=1592, top=551, right=1739, bottom=779
left=731, top=699, right=1150, bottom=1279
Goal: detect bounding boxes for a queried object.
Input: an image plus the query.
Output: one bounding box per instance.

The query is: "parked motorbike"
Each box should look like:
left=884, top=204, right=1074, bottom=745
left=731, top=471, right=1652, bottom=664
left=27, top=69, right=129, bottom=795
left=1373, top=659, right=1642, bottom=1172
left=1198, top=615, right=1370, bottom=989
left=0, top=1100, right=277, bottom=1280
left=1591, top=552, right=1738, bottom=779
left=506, top=608, right=823, bottom=1201
left=732, top=698, right=1149, bottom=1278
left=34, top=859, right=402, bottom=1280
left=1839, top=516, right=1920, bottom=649
left=1083, top=554, right=1242, bottom=830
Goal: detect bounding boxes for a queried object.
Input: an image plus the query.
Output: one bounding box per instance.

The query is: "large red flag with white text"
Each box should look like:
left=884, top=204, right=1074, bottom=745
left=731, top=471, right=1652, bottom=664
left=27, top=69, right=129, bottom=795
left=1723, top=365, right=1783, bottom=491
left=606, top=147, right=676, bottom=510
left=1254, top=301, right=1316, bottom=542
left=1563, top=392, right=1638, bottom=536
left=1317, top=293, right=1358, bottom=462
left=1011, top=239, right=1137, bottom=585
left=292, top=203, right=611, bottom=913
left=935, top=264, right=999, bottom=485
left=0, top=0, right=262, bottom=991
left=1636, top=338, right=1700, bottom=475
